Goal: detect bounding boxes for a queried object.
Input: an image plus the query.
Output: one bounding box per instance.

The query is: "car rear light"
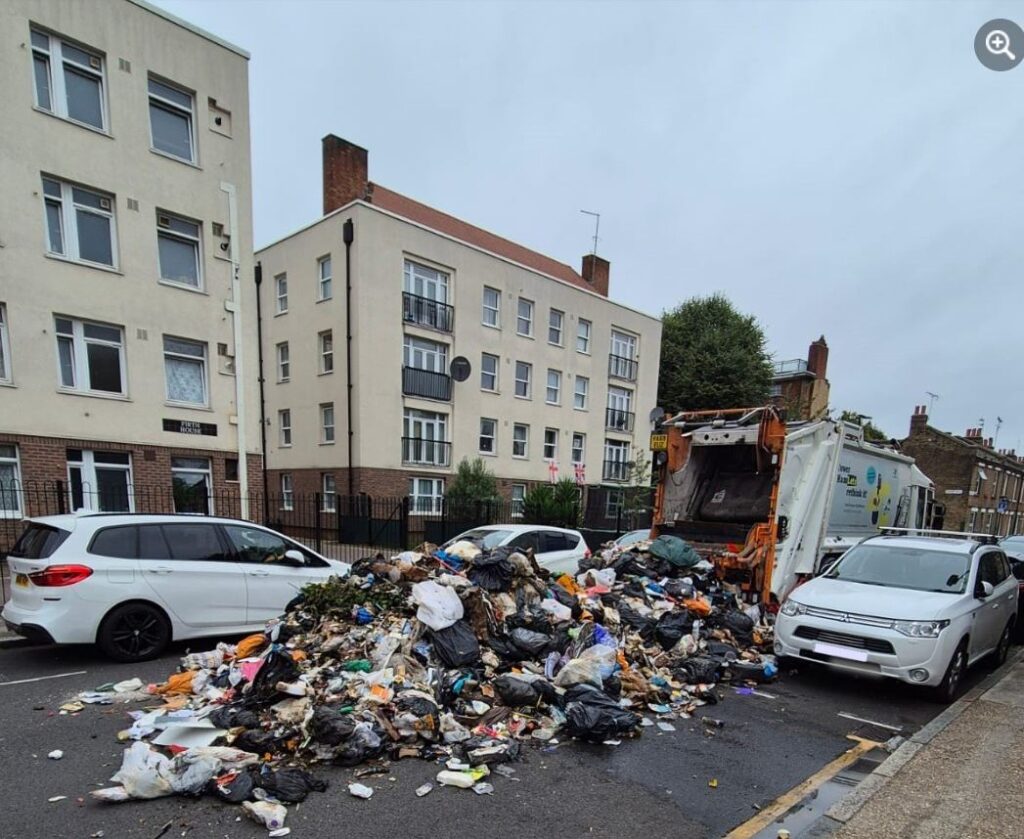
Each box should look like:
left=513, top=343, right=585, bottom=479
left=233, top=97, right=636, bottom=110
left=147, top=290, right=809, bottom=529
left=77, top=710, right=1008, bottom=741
left=29, top=565, right=94, bottom=587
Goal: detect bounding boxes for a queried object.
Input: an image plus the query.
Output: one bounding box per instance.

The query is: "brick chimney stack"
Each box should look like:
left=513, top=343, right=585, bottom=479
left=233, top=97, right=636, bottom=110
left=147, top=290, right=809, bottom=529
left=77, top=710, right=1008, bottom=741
left=322, top=135, right=369, bottom=215
left=580, top=254, right=609, bottom=297
left=807, top=335, right=829, bottom=379
left=910, top=404, right=928, bottom=436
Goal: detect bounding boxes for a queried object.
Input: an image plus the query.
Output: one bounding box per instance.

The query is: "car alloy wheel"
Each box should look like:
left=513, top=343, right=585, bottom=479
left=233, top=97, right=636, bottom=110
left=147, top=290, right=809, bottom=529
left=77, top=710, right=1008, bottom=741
left=944, top=645, right=966, bottom=701
left=100, top=603, right=170, bottom=662
left=995, top=624, right=1011, bottom=666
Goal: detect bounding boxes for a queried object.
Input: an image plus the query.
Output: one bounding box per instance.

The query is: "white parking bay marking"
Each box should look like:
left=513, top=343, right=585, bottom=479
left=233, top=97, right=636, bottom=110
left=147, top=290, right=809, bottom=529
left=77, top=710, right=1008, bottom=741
left=813, top=641, right=868, bottom=662
left=0, top=670, right=87, bottom=687
left=837, top=711, right=903, bottom=732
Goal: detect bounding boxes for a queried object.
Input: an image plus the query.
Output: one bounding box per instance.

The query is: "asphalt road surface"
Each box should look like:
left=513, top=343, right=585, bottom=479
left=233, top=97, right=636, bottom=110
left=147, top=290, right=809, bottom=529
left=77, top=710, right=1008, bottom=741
left=0, top=638, right=989, bottom=839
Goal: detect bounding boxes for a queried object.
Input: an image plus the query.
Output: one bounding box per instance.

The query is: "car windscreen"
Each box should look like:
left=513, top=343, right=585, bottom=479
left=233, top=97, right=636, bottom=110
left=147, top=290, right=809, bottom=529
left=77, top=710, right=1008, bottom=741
left=617, top=530, right=649, bottom=547
left=824, top=544, right=970, bottom=593
left=449, top=529, right=513, bottom=550
left=9, top=523, right=71, bottom=559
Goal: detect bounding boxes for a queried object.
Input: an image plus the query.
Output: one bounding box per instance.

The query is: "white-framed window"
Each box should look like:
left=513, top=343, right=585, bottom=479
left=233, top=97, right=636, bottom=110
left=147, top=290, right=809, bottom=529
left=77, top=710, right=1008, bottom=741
left=510, top=484, right=526, bottom=518
left=322, top=473, right=337, bottom=512
left=278, top=409, right=292, bottom=447
left=403, top=409, right=449, bottom=466
left=55, top=316, right=125, bottom=396
left=280, top=473, right=294, bottom=511
left=321, top=402, right=335, bottom=444
left=572, top=433, right=586, bottom=465
left=514, top=361, right=532, bottom=399
left=404, top=260, right=449, bottom=304
left=577, top=318, right=592, bottom=354
left=409, top=477, right=445, bottom=515
left=574, top=375, right=589, bottom=410
left=610, top=329, right=637, bottom=360
left=482, top=286, right=500, bottom=327
left=543, top=428, right=558, bottom=461
left=171, top=456, right=212, bottom=515
left=0, top=444, right=23, bottom=519
left=0, top=304, right=11, bottom=384
left=517, top=298, right=534, bottom=336
left=163, top=336, right=208, bottom=406
left=276, top=342, right=290, bottom=382
left=513, top=423, right=529, bottom=459
left=607, top=385, right=634, bottom=430
left=604, top=439, right=630, bottom=481
left=318, top=255, right=332, bottom=301
left=606, top=488, right=625, bottom=519
left=481, top=353, right=499, bottom=391
left=404, top=335, right=448, bottom=372
left=30, top=28, right=106, bottom=130
left=42, top=176, right=116, bottom=267
left=148, top=76, right=195, bottom=163
left=275, top=273, right=288, bottom=314
left=548, top=309, right=564, bottom=345
left=68, top=449, right=132, bottom=512
left=156, top=211, right=202, bottom=288
left=480, top=417, right=497, bottom=455
left=968, top=509, right=978, bottom=531
left=319, top=330, right=334, bottom=374
left=546, top=369, right=562, bottom=405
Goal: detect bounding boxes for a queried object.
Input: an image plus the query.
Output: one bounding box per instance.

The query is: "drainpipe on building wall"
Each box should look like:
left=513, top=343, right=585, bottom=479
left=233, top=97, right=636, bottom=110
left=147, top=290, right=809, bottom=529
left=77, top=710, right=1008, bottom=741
left=254, top=261, right=269, bottom=524
left=220, top=182, right=249, bottom=519
left=343, top=218, right=355, bottom=498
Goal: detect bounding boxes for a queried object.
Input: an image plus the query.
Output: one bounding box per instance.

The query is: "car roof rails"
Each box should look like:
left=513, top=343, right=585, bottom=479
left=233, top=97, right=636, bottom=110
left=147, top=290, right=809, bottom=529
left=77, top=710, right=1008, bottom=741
left=879, top=527, right=999, bottom=545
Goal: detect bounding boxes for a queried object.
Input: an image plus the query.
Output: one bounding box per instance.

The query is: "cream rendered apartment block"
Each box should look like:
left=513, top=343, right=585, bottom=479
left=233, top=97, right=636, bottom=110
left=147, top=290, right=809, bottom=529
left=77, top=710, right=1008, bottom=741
left=257, top=136, right=661, bottom=517
left=0, top=0, right=257, bottom=529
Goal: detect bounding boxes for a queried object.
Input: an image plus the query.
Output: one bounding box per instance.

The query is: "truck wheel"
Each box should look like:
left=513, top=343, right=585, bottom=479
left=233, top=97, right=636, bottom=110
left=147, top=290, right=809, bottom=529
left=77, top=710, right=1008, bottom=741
left=988, top=622, right=1012, bottom=669
left=929, top=640, right=967, bottom=704
left=98, top=602, right=171, bottom=663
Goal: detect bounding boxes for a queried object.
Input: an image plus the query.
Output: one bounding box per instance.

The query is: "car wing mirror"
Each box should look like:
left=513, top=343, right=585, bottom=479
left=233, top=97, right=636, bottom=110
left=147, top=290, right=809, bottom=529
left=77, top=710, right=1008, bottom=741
left=283, top=549, right=306, bottom=568
left=976, top=580, right=994, bottom=599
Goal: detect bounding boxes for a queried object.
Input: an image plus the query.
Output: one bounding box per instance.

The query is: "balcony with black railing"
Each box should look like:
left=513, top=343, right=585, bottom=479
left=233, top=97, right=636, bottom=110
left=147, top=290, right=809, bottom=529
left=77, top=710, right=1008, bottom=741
left=605, top=407, right=635, bottom=432
left=403, top=292, right=454, bottom=333
left=608, top=353, right=638, bottom=381
left=402, top=366, right=452, bottom=401
left=401, top=437, right=452, bottom=467
left=603, top=459, right=629, bottom=482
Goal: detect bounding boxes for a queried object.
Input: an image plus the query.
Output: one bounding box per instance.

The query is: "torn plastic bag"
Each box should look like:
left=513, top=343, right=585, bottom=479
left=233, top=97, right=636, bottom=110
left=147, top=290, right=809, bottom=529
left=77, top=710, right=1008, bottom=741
left=333, top=722, right=384, bottom=766
left=258, top=766, right=328, bottom=803
left=211, top=768, right=260, bottom=803
left=617, top=602, right=656, bottom=642
left=465, top=740, right=521, bottom=765
left=563, top=684, right=641, bottom=742
left=395, top=692, right=439, bottom=718
left=492, top=675, right=540, bottom=707
left=208, top=705, right=260, bottom=730
left=510, top=627, right=551, bottom=658
left=468, top=549, right=515, bottom=592
left=243, top=800, right=287, bottom=831
left=431, top=620, right=481, bottom=668
left=654, top=610, right=695, bottom=651
left=309, top=707, right=357, bottom=746
left=675, top=656, right=721, bottom=684
left=710, top=610, right=755, bottom=645
left=648, top=535, right=702, bottom=569
left=167, top=752, right=221, bottom=796
left=706, top=640, right=741, bottom=662
left=233, top=730, right=279, bottom=755
left=250, top=650, right=300, bottom=700
left=554, top=656, right=603, bottom=689
left=727, top=659, right=777, bottom=683
left=110, top=741, right=173, bottom=800
left=412, top=580, right=464, bottom=631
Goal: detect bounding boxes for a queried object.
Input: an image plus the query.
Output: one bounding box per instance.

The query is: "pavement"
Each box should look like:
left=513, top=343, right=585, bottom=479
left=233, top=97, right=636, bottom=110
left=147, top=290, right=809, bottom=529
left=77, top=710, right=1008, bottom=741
left=0, top=636, right=986, bottom=839
left=822, top=654, right=1024, bottom=839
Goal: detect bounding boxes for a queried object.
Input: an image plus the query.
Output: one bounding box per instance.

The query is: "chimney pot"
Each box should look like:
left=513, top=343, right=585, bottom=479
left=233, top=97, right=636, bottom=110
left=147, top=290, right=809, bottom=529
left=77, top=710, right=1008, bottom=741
left=807, top=336, right=829, bottom=379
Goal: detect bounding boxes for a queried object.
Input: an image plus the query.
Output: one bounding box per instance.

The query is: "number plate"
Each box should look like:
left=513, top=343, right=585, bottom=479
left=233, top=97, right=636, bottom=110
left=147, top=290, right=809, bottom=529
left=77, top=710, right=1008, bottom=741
left=814, top=642, right=869, bottom=662
left=15, top=574, right=29, bottom=588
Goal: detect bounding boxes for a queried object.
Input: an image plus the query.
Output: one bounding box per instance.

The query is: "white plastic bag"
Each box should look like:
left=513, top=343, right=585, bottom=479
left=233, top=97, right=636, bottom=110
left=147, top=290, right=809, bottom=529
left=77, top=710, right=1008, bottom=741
left=445, top=540, right=482, bottom=560
left=110, top=742, right=173, bottom=800
left=412, top=580, right=464, bottom=631
left=539, top=598, right=572, bottom=622
left=243, top=800, right=287, bottom=830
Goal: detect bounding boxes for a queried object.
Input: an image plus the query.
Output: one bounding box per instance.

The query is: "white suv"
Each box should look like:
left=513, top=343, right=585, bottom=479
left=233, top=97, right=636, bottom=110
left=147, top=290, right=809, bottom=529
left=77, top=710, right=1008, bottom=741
left=2, top=514, right=349, bottom=662
left=774, top=532, right=1018, bottom=702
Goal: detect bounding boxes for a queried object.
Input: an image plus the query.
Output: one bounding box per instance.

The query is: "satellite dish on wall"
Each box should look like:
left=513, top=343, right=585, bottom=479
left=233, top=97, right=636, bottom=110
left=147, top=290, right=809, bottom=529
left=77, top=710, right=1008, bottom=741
left=450, top=356, right=472, bottom=382
left=649, top=406, right=666, bottom=423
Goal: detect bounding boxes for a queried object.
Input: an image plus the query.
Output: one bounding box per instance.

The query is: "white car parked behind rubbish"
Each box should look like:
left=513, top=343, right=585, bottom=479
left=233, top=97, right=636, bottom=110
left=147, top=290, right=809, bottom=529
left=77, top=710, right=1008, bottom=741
left=443, top=524, right=590, bottom=575
left=774, top=531, right=1018, bottom=702
left=2, top=513, right=349, bottom=662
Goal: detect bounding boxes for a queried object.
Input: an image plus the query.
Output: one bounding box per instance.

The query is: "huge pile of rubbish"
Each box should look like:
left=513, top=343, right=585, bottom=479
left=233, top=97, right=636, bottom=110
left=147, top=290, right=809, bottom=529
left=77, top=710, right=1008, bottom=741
left=87, top=534, right=777, bottom=832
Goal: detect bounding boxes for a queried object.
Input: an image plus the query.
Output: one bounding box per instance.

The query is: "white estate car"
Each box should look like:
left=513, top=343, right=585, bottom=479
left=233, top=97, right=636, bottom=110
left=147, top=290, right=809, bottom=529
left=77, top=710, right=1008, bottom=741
left=775, top=533, right=1018, bottom=702
left=2, top=514, right=349, bottom=662
left=444, top=524, right=590, bottom=575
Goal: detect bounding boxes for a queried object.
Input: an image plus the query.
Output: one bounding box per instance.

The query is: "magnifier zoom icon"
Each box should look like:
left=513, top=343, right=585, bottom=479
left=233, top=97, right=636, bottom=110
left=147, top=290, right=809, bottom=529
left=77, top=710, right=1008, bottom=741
left=986, top=29, right=1017, bottom=60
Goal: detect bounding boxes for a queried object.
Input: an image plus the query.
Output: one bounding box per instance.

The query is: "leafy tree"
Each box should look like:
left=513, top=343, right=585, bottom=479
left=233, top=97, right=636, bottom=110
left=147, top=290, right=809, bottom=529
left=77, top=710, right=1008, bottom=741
left=658, top=294, right=773, bottom=411
left=840, top=410, right=888, bottom=442
left=444, top=458, right=499, bottom=517
left=523, top=479, right=581, bottom=527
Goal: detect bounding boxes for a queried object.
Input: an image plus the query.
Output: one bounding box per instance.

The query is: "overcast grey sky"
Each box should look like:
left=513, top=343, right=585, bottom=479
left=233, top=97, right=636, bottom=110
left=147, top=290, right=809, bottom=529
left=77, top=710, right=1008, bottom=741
left=157, top=0, right=1023, bottom=447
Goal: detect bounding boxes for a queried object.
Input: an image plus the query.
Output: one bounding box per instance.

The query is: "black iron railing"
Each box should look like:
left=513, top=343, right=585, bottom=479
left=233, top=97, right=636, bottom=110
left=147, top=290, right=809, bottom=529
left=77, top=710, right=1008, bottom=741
left=401, top=437, right=452, bottom=467
left=605, top=408, right=635, bottom=432
left=608, top=354, right=638, bottom=381
left=403, top=292, right=454, bottom=333
left=402, top=366, right=452, bottom=401
left=603, top=459, right=629, bottom=482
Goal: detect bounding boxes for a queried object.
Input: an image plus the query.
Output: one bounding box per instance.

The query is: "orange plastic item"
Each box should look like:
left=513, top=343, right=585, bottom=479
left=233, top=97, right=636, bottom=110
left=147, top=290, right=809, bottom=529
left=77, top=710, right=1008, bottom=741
left=234, top=634, right=267, bottom=659
left=555, top=574, right=581, bottom=595
left=682, top=597, right=712, bottom=617
left=616, top=650, right=631, bottom=672
left=290, top=649, right=307, bottom=662
left=156, top=671, right=194, bottom=695
left=369, top=684, right=393, bottom=703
